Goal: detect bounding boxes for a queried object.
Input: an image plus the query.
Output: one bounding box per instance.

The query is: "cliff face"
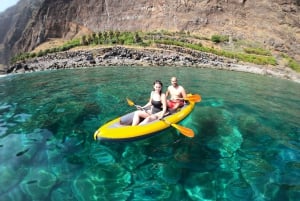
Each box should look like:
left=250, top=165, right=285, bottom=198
left=0, top=0, right=44, bottom=68
left=0, top=0, right=299, bottom=69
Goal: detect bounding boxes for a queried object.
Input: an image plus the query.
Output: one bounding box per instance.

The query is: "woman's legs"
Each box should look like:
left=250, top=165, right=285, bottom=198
left=132, top=110, right=149, bottom=126
left=139, top=110, right=165, bottom=125
left=139, top=115, right=157, bottom=125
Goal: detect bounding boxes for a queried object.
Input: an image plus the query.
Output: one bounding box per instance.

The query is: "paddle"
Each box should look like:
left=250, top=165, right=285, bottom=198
left=161, top=119, right=194, bottom=137
left=184, top=94, right=201, bottom=102
left=126, top=98, right=142, bottom=109
left=126, top=98, right=194, bottom=138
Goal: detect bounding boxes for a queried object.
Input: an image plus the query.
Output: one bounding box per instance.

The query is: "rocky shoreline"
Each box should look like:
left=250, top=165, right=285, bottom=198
left=5, top=45, right=300, bottom=83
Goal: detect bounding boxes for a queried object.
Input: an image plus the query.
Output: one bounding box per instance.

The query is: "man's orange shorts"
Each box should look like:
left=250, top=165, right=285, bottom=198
left=167, top=100, right=184, bottom=109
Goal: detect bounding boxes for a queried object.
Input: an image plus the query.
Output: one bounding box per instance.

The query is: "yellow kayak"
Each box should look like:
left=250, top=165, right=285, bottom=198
left=94, top=101, right=195, bottom=141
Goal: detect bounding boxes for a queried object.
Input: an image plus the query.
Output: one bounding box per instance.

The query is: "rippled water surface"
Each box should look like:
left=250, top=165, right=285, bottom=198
left=0, top=66, right=299, bottom=201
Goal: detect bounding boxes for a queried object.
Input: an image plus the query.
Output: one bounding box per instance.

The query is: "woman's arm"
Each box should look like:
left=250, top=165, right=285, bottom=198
left=158, top=93, right=167, bottom=119
left=142, top=92, right=153, bottom=109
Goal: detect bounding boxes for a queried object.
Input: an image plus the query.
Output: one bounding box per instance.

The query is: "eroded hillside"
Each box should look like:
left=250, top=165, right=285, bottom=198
left=0, top=0, right=299, bottom=72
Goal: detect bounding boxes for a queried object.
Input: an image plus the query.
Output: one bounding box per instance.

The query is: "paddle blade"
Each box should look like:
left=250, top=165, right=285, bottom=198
left=171, top=123, right=195, bottom=138
left=93, top=130, right=99, bottom=140
left=126, top=98, right=135, bottom=106
left=185, top=94, right=201, bottom=103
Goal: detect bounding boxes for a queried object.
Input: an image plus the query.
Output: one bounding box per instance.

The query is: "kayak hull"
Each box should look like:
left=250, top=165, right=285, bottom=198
left=94, top=101, right=195, bottom=141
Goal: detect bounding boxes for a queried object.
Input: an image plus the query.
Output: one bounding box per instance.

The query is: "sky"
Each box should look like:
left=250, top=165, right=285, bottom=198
left=0, top=0, right=20, bottom=13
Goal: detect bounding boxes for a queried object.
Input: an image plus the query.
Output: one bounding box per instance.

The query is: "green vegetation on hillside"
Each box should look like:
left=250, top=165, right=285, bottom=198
left=211, top=34, right=229, bottom=43
left=10, top=30, right=299, bottom=72
left=281, top=54, right=300, bottom=72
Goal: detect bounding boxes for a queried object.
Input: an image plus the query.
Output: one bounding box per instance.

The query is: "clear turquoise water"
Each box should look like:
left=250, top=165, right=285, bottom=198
left=0, top=66, right=299, bottom=201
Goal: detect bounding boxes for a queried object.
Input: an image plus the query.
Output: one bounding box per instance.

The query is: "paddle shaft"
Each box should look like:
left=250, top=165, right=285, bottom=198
left=127, top=97, right=195, bottom=138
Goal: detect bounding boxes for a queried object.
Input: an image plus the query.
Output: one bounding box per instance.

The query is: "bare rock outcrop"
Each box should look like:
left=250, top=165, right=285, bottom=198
left=7, top=46, right=300, bottom=83
left=0, top=0, right=299, bottom=72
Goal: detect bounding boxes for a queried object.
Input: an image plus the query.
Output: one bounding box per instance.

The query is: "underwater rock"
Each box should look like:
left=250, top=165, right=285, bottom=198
left=0, top=166, right=27, bottom=195
left=13, top=113, right=32, bottom=123
left=192, top=107, right=243, bottom=157
left=72, top=164, right=131, bottom=201
left=50, top=182, right=78, bottom=201
left=237, top=114, right=260, bottom=136
left=121, top=145, right=147, bottom=170
left=0, top=183, right=30, bottom=201
left=167, top=184, right=186, bottom=201
left=20, top=169, right=57, bottom=200
left=237, top=157, right=273, bottom=198
left=157, top=161, right=182, bottom=184
left=184, top=172, right=216, bottom=201
left=225, top=179, right=254, bottom=201
left=131, top=180, right=172, bottom=201
left=91, top=145, right=117, bottom=166
left=0, top=129, right=54, bottom=199
left=133, top=163, right=160, bottom=183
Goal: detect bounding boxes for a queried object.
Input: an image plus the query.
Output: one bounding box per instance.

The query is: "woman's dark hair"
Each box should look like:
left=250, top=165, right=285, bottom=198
left=153, top=80, right=163, bottom=94
left=153, top=80, right=163, bottom=86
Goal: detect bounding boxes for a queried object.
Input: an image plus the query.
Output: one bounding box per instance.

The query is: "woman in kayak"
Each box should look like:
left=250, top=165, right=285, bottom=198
left=132, top=80, right=167, bottom=126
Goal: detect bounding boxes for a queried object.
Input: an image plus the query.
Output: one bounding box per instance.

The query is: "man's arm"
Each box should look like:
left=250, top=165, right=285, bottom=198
left=165, top=86, right=170, bottom=99
left=181, top=86, right=187, bottom=98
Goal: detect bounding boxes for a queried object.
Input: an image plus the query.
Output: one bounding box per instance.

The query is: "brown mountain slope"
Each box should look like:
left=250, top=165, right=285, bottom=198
left=0, top=0, right=299, bottom=73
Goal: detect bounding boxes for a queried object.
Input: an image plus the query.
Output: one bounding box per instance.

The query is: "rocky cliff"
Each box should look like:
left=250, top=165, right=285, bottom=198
left=0, top=0, right=299, bottom=72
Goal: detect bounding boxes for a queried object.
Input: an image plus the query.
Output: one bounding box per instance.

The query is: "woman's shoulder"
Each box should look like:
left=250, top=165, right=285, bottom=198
left=150, top=91, right=155, bottom=98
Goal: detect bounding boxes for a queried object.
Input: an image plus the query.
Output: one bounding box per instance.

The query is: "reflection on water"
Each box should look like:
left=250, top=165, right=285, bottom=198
left=0, top=67, right=299, bottom=200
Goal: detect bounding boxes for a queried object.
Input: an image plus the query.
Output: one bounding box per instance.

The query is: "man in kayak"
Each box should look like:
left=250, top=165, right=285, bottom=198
left=165, top=77, right=187, bottom=112
left=131, top=80, right=167, bottom=126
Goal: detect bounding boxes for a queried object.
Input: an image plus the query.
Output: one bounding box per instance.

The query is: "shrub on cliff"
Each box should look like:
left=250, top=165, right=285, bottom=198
left=211, top=35, right=229, bottom=43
